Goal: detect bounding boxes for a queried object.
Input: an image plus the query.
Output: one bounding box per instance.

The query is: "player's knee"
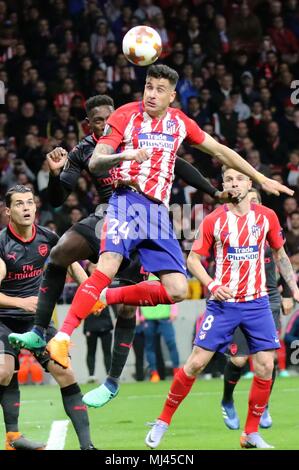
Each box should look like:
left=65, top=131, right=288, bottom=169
left=186, top=356, right=207, bottom=375
left=0, top=367, right=13, bottom=386
left=166, top=282, right=188, bottom=302
left=231, top=356, right=248, bottom=368
left=48, top=361, right=75, bottom=387
left=254, top=359, right=274, bottom=379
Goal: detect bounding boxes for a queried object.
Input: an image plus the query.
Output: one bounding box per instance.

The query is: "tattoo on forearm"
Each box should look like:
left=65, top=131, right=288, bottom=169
left=89, top=144, right=119, bottom=172
left=276, top=255, right=297, bottom=293
left=95, top=144, right=114, bottom=156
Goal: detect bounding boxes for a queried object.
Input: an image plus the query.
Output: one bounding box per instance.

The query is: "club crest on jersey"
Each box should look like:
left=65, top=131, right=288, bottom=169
left=166, top=119, right=176, bottom=133
left=38, top=244, right=48, bottom=257
left=251, top=224, right=261, bottom=238
left=230, top=343, right=238, bottom=355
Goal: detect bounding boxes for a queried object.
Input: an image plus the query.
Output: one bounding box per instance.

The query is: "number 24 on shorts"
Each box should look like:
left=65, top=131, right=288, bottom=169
left=107, top=218, right=130, bottom=239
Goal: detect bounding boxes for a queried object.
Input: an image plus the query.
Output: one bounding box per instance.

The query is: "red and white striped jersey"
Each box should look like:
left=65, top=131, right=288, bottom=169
left=192, top=203, right=285, bottom=302
left=100, top=101, right=205, bottom=205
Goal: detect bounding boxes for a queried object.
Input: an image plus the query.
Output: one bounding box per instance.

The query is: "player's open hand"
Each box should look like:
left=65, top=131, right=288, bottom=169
left=21, top=296, right=38, bottom=313
left=47, top=147, right=68, bottom=175
left=121, top=149, right=150, bottom=163
left=213, top=286, right=233, bottom=301
left=261, top=178, right=294, bottom=197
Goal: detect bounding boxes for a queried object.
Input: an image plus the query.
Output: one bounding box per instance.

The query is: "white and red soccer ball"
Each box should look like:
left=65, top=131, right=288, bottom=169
left=122, top=26, right=162, bottom=66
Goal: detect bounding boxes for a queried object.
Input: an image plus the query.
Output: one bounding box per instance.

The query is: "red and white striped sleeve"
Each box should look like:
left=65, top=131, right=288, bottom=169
left=191, top=214, right=215, bottom=256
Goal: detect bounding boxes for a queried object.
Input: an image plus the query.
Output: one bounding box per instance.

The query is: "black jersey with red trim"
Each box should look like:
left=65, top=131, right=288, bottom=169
left=60, top=134, right=113, bottom=203
left=0, top=224, right=59, bottom=318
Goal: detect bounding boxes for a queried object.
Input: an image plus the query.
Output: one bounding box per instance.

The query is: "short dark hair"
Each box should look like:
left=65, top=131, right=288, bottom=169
left=5, top=185, right=34, bottom=207
left=85, top=95, right=114, bottom=115
left=146, top=64, right=179, bottom=88
left=291, top=210, right=299, bottom=218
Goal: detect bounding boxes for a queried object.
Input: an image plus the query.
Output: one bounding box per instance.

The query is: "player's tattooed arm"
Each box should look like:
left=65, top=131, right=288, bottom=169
left=273, top=246, right=299, bottom=302
left=89, top=143, right=149, bottom=173
left=89, top=143, right=118, bottom=172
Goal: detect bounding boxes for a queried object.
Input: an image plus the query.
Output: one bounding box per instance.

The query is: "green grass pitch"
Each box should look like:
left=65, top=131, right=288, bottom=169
left=1, top=376, right=298, bottom=450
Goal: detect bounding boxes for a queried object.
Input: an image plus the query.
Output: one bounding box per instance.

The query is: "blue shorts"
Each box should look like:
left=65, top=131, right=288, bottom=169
left=194, top=296, right=280, bottom=354
left=100, top=188, right=187, bottom=276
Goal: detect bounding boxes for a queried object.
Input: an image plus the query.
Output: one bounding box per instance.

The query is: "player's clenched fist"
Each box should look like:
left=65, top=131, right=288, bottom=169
left=47, top=147, right=68, bottom=175
left=121, top=149, right=150, bottom=163
left=19, top=296, right=38, bottom=313
left=213, top=286, right=234, bottom=301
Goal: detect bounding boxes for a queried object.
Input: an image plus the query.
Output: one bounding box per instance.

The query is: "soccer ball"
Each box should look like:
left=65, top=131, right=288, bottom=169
left=122, top=26, right=162, bottom=66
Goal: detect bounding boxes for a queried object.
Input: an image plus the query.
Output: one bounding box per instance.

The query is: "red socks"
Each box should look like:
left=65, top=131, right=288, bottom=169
left=159, top=368, right=195, bottom=425
left=106, top=280, right=174, bottom=306
left=245, top=375, right=272, bottom=434
left=60, top=270, right=111, bottom=336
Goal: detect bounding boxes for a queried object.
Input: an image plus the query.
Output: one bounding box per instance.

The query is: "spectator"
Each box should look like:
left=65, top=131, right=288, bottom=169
left=269, top=16, right=299, bottom=64
left=247, top=149, right=271, bottom=181
left=47, top=105, right=80, bottom=139
left=205, top=14, right=230, bottom=60
left=286, top=211, right=299, bottom=258
left=229, top=2, right=263, bottom=53
left=213, top=98, right=238, bottom=147
left=286, top=150, right=299, bottom=187
left=282, top=197, right=299, bottom=231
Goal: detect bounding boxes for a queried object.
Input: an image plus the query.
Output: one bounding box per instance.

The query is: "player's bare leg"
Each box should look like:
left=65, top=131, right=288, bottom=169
left=240, top=350, right=275, bottom=449
left=145, top=346, right=214, bottom=449
left=0, top=354, right=45, bottom=450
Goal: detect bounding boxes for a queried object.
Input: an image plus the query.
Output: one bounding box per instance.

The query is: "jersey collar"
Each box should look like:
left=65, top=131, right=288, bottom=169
left=8, top=223, right=37, bottom=243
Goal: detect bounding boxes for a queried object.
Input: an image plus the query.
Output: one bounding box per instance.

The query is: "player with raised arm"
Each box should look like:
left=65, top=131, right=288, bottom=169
left=9, top=94, right=232, bottom=408
left=46, top=64, right=293, bottom=387
left=0, top=186, right=96, bottom=450
left=145, top=167, right=299, bottom=449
